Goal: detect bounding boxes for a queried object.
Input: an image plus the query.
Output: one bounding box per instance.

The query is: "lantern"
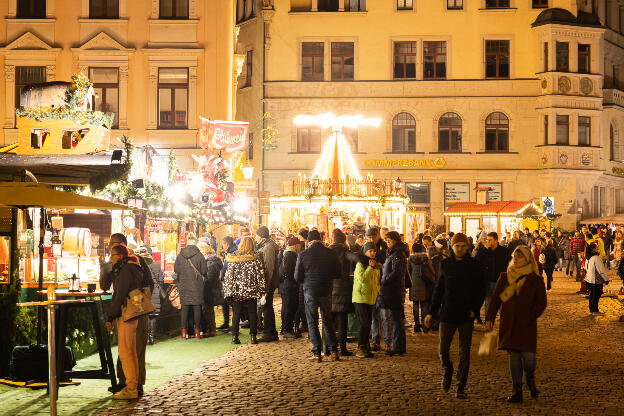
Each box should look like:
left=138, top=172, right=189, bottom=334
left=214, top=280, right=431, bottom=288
left=51, top=234, right=62, bottom=258
left=68, top=273, right=80, bottom=292
left=393, top=177, right=402, bottom=194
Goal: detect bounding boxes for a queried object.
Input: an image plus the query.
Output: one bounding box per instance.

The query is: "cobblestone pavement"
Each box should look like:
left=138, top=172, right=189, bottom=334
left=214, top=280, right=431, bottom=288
left=98, top=272, right=624, bottom=416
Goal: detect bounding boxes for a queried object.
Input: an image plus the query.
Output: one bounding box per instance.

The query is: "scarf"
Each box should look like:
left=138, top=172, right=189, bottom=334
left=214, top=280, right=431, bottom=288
left=500, top=246, right=535, bottom=303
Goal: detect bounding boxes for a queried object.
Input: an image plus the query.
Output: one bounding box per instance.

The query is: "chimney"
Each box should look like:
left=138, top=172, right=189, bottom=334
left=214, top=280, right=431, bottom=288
left=475, top=187, right=490, bottom=205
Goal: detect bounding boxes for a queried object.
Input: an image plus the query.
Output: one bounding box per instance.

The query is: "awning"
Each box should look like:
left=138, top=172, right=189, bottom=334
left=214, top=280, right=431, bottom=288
left=0, top=182, right=133, bottom=210
left=580, top=215, right=624, bottom=225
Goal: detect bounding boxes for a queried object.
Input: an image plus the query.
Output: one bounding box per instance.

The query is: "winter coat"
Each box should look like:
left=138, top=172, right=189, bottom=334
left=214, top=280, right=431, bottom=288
left=145, top=257, right=165, bottom=314
left=584, top=254, right=609, bottom=285
left=203, top=254, right=224, bottom=307
left=329, top=243, right=357, bottom=313
left=106, top=260, right=143, bottom=322
left=100, top=256, right=154, bottom=294
left=223, top=252, right=267, bottom=300
left=257, top=238, right=280, bottom=291
left=557, top=236, right=570, bottom=260
left=475, top=244, right=511, bottom=284
left=294, top=241, right=340, bottom=298
left=486, top=272, right=547, bottom=354
left=352, top=259, right=381, bottom=305
left=173, top=245, right=208, bottom=306
left=408, top=252, right=435, bottom=302
left=430, top=254, right=485, bottom=324
left=279, top=247, right=299, bottom=292
left=430, top=248, right=450, bottom=278
left=506, top=239, right=525, bottom=256
left=352, top=221, right=367, bottom=236
left=377, top=244, right=407, bottom=309
left=542, top=246, right=558, bottom=270
left=612, top=239, right=624, bottom=262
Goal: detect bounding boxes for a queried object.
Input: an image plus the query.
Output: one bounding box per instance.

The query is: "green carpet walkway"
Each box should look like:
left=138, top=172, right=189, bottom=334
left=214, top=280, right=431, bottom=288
left=0, top=329, right=243, bottom=416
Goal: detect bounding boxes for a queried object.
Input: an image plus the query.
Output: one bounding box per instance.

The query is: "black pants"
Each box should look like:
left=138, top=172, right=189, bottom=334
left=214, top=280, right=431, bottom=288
left=544, top=267, right=554, bottom=290
left=221, top=301, right=230, bottom=326
left=355, top=303, right=373, bottom=348
left=281, top=286, right=299, bottom=333
left=334, top=311, right=349, bottom=350
left=181, top=304, right=202, bottom=330
left=588, top=283, right=603, bottom=312
left=296, top=284, right=306, bottom=331
left=439, top=320, right=473, bottom=389
left=231, top=299, right=258, bottom=337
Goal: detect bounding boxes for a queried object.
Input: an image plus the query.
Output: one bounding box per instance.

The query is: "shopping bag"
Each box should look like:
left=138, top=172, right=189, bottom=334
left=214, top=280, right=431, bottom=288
left=478, top=331, right=498, bottom=357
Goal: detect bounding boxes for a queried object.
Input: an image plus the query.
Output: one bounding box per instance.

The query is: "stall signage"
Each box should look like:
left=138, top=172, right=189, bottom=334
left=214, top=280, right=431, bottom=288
left=200, top=118, right=249, bottom=151
left=363, top=158, right=446, bottom=169
left=445, top=183, right=470, bottom=207
left=542, top=197, right=555, bottom=215
left=476, top=183, right=502, bottom=202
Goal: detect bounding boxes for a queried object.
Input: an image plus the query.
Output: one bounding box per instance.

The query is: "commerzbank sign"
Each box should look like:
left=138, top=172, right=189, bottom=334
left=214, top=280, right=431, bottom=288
left=363, top=158, right=446, bottom=169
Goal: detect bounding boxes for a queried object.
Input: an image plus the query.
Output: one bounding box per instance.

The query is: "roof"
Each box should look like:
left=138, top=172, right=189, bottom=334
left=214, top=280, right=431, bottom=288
left=444, top=201, right=542, bottom=216
left=532, top=8, right=603, bottom=28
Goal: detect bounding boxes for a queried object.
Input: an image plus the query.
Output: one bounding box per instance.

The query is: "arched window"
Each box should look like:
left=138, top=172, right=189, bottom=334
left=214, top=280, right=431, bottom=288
left=485, top=112, right=509, bottom=152
left=438, top=112, right=462, bottom=152
left=392, top=112, right=416, bottom=153
left=611, top=124, right=622, bottom=161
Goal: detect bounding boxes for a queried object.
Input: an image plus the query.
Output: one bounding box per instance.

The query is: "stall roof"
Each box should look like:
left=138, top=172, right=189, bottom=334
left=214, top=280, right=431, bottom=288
left=0, top=182, right=133, bottom=210
left=444, top=201, right=542, bottom=216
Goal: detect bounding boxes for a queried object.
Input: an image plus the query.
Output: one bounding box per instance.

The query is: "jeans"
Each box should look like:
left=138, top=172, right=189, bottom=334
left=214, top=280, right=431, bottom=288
left=181, top=304, right=202, bottom=330
left=281, top=286, right=299, bottom=334
left=544, top=268, right=554, bottom=290
left=588, top=283, right=603, bottom=312
left=262, top=290, right=277, bottom=337
left=371, top=307, right=391, bottom=345
left=116, top=317, right=139, bottom=390
left=221, top=300, right=230, bottom=326
left=412, top=300, right=429, bottom=328
left=231, top=299, right=258, bottom=337
left=571, top=255, right=582, bottom=281
left=334, top=311, right=349, bottom=350
left=355, top=303, right=373, bottom=348
left=118, top=314, right=148, bottom=387
left=388, top=304, right=406, bottom=353
left=508, top=350, right=536, bottom=392
left=304, top=292, right=337, bottom=356
left=483, top=281, right=497, bottom=316
left=439, top=320, right=474, bottom=389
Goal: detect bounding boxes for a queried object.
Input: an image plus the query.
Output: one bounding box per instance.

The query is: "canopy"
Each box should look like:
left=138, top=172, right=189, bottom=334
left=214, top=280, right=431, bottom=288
left=579, top=215, right=624, bottom=225
left=0, top=182, right=133, bottom=210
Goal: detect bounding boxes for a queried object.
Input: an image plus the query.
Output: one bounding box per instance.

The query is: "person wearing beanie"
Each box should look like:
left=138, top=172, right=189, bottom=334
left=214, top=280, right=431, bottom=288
left=425, top=232, right=485, bottom=399
left=279, top=237, right=303, bottom=339
left=352, top=242, right=382, bottom=358
left=295, top=228, right=341, bottom=362
left=255, top=225, right=280, bottom=342
left=329, top=229, right=359, bottom=356
left=366, top=226, right=391, bottom=352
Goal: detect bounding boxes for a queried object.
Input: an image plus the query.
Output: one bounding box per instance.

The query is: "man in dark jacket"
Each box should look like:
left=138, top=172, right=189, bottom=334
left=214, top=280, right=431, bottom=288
left=256, top=226, right=280, bottom=342
left=295, top=230, right=341, bottom=361
left=280, top=237, right=302, bottom=338
left=218, top=236, right=237, bottom=330
left=425, top=233, right=485, bottom=399
left=475, top=232, right=510, bottom=320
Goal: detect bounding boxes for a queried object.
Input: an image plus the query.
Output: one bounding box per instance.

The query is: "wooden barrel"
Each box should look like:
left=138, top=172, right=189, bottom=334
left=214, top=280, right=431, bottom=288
left=60, top=228, right=92, bottom=257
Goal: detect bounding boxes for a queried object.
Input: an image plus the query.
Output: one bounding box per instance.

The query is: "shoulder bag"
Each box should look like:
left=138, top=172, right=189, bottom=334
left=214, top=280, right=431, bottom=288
left=167, top=285, right=181, bottom=309
left=122, top=287, right=156, bottom=321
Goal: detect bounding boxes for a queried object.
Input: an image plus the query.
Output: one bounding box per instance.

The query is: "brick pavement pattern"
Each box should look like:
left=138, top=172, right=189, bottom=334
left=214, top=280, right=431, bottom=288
left=98, top=273, right=624, bottom=416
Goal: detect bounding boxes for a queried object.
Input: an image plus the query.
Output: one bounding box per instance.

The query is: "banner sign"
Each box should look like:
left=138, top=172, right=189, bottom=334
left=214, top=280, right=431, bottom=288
left=200, top=117, right=249, bottom=152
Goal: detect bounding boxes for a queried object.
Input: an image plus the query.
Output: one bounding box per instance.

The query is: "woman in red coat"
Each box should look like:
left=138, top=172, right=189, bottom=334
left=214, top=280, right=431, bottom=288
left=485, top=245, right=547, bottom=404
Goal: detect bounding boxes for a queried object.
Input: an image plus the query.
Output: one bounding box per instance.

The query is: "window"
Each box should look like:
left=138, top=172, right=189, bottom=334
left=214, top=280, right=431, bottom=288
left=343, top=127, right=358, bottom=153
left=297, top=127, right=321, bottom=153
left=302, top=42, right=324, bottom=81
left=318, top=0, right=339, bottom=11
left=158, top=68, right=188, bottom=129
left=423, top=41, right=447, bottom=79
left=555, top=115, right=569, bottom=145
left=532, top=0, right=548, bottom=7
left=15, top=66, right=46, bottom=113
left=331, top=42, right=354, bottom=81
left=392, top=112, right=416, bottom=153
left=485, top=112, right=509, bottom=152
left=244, top=50, right=253, bottom=87
left=614, top=64, right=619, bottom=89
left=406, top=183, right=430, bottom=205
left=393, top=41, right=417, bottom=79
left=611, top=124, right=623, bottom=161
left=485, top=0, right=510, bottom=8
left=90, top=0, right=118, bottom=18
left=62, top=129, right=89, bottom=149
left=248, top=133, right=254, bottom=160
left=544, top=115, right=549, bottom=145
left=397, top=0, right=413, bottom=10
left=578, top=116, right=591, bottom=146
left=236, top=0, right=254, bottom=23
left=543, top=42, right=549, bottom=72
left=346, top=0, right=366, bottom=11
left=90, top=68, right=119, bottom=129
left=159, top=0, right=188, bottom=19
left=447, top=0, right=463, bottom=9
left=17, top=0, right=45, bottom=18
left=485, top=40, right=510, bottom=78
left=438, top=112, right=462, bottom=152
left=30, top=129, right=49, bottom=149
left=556, top=42, right=569, bottom=72
left=578, top=44, right=590, bottom=74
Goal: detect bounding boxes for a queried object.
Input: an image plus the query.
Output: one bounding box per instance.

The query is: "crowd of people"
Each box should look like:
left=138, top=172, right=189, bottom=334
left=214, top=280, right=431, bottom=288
left=99, top=221, right=623, bottom=403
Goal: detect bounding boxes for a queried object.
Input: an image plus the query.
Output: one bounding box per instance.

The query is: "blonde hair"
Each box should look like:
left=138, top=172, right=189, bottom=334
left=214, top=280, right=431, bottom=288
left=197, top=242, right=214, bottom=256
left=237, top=236, right=256, bottom=254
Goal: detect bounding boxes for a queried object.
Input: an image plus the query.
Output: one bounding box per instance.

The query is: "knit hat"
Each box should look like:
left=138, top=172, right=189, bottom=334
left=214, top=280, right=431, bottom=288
left=256, top=226, right=270, bottom=239
left=365, top=227, right=380, bottom=237
left=307, top=229, right=321, bottom=242
left=332, top=229, right=347, bottom=244
left=298, top=229, right=309, bottom=240
left=451, top=232, right=470, bottom=247
left=362, top=242, right=376, bottom=253
left=287, top=237, right=300, bottom=247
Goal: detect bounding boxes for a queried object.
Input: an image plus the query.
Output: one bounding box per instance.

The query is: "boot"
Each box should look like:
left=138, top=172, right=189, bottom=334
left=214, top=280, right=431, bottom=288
left=194, top=328, right=201, bottom=339
left=442, top=373, right=452, bottom=392
left=340, top=345, right=353, bottom=357
left=526, top=378, right=539, bottom=398
left=414, top=324, right=422, bottom=333
left=455, top=385, right=467, bottom=399
left=181, top=329, right=187, bottom=340
left=507, top=388, right=523, bottom=403
left=217, top=322, right=229, bottom=330
left=147, top=332, right=154, bottom=346
left=231, top=335, right=241, bottom=344
left=250, top=334, right=258, bottom=344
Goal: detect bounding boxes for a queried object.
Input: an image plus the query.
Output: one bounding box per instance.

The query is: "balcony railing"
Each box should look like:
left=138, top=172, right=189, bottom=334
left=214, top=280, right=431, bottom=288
left=604, top=89, right=624, bottom=107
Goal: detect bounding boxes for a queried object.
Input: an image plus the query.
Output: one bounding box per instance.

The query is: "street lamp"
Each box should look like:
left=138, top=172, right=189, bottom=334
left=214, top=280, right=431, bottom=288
left=393, top=177, right=402, bottom=194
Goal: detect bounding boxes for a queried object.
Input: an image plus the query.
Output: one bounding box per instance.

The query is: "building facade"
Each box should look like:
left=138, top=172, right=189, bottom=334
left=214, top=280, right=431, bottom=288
left=237, top=0, right=624, bottom=231
left=0, top=0, right=239, bottom=170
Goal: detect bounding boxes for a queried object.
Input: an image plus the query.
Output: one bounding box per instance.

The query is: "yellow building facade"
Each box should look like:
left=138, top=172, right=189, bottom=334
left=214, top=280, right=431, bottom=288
left=237, top=0, right=624, bottom=232
left=0, top=0, right=239, bottom=170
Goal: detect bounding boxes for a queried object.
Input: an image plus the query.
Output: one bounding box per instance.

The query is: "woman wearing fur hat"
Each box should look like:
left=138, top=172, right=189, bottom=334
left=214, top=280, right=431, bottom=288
left=485, top=245, right=547, bottom=403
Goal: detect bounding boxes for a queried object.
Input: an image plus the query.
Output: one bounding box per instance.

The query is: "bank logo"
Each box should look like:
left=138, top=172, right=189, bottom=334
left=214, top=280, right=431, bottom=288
left=433, top=158, right=446, bottom=168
